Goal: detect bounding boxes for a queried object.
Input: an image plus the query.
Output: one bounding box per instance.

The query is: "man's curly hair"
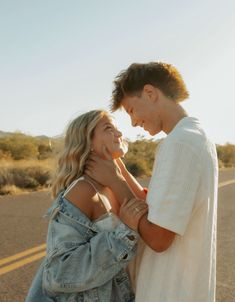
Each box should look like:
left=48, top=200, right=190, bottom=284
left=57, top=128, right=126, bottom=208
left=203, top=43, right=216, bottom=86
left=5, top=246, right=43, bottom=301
left=111, top=62, right=189, bottom=111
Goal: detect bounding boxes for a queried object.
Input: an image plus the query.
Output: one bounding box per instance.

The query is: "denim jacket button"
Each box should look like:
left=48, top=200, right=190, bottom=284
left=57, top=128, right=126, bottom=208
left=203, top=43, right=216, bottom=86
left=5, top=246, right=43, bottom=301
left=122, top=253, right=128, bottom=259
left=127, top=235, right=135, bottom=241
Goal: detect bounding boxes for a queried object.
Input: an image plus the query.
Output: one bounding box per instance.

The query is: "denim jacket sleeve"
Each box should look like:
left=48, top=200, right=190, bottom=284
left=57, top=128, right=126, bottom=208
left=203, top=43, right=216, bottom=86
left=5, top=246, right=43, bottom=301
left=43, top=209, right=138, bottom=294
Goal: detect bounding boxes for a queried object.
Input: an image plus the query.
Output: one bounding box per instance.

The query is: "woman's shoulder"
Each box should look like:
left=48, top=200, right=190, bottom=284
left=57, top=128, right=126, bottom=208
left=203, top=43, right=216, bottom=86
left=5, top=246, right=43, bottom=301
left=64, top=178, right=99, bottom=220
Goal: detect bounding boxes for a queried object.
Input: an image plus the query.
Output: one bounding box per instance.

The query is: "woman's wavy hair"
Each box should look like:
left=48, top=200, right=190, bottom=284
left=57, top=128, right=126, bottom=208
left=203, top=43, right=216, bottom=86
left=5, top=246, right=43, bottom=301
left=51, top=109, right=108, bottom=197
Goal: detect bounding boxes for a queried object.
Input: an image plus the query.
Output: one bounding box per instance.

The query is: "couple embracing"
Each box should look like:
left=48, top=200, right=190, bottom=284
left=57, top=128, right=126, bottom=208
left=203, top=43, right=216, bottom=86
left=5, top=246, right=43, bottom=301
left=26, top=62, right=218, bottom=302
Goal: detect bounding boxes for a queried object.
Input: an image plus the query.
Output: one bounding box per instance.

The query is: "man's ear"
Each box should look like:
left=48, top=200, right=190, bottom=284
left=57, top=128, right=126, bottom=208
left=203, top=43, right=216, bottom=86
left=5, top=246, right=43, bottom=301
left=143, top=84, right=158, bottom=102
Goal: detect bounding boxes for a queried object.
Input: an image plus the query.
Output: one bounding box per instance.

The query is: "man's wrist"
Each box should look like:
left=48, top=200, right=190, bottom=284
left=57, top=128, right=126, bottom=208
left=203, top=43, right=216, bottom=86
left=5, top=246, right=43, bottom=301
left=137, top=212, right=148, bottom=234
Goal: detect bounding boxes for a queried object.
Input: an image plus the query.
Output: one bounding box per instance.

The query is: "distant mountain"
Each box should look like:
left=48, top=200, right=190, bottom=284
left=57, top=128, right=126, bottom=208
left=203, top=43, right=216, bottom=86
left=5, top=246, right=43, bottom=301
left=35, top=135, right=50, bottom=140
left=0, top=130, right=63, bottom=141
left=0, top=130, right=12, bottom=137
left=0, top=130, right=50, bottom=139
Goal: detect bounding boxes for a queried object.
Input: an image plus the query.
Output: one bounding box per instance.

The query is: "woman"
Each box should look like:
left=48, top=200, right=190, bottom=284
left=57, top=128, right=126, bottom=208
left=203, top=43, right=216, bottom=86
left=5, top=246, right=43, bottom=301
left=26, top=109, right=147, bottom=302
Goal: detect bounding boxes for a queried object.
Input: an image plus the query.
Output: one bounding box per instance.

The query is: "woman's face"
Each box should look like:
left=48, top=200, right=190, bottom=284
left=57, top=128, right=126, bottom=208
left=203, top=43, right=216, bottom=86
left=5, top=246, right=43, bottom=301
left=92, top=115, right=125, bottom=159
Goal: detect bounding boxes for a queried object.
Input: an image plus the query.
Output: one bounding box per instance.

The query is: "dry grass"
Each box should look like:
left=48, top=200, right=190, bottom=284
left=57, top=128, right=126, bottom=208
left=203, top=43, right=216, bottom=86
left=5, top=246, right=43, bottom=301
left=0, top=185, right=27, bottom=195
left=0, top=158, right=57, bottom=169
left=0, top=158, right=57, bottom=195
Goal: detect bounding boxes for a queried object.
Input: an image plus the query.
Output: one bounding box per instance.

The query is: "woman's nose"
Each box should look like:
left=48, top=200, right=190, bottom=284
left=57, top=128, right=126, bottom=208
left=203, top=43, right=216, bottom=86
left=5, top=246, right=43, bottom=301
left=116, top=129, right=122, bottom=137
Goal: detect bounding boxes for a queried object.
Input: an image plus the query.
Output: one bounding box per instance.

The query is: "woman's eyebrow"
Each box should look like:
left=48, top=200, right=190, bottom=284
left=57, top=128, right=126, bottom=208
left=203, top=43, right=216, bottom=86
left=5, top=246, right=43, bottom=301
left=102, top=122, right=112, bottom=128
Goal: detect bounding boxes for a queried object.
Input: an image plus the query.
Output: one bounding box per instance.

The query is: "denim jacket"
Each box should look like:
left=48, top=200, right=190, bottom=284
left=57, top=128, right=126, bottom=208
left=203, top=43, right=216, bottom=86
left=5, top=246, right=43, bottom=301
left=26, top=192, right=138, bottom=301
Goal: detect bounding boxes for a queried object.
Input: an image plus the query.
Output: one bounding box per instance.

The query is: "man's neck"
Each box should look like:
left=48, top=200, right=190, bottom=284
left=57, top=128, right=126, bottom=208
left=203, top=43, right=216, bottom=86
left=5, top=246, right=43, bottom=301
left=162, top=102, right=188, bottom=134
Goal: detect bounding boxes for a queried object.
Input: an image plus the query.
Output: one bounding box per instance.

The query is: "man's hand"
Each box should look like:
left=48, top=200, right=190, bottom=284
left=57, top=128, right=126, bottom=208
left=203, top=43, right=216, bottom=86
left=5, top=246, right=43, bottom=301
left=85, top=146, right=123, bottom=187
left=119, top=198, right=148, bottom=231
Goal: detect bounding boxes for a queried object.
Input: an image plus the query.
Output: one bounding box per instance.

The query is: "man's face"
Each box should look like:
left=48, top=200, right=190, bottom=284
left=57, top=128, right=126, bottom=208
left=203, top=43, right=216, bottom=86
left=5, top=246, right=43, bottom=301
left=121, top=92, right=162, bottom=136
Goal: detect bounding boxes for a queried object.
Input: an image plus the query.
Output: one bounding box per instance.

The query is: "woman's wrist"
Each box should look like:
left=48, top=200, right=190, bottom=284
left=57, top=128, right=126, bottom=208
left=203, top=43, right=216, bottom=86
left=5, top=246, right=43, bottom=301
left=116, top=158, right=128, bottom=176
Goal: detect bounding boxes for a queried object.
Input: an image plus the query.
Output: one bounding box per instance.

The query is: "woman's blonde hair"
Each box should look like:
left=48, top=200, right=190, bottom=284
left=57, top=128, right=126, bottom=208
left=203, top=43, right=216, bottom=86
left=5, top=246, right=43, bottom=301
left=51, top=109, right=108, bottom=197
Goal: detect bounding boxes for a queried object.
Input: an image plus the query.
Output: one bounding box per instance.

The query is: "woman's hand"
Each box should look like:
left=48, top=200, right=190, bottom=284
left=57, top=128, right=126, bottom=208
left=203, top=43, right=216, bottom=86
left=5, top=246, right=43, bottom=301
left=119, top=198, right=148, bottom=231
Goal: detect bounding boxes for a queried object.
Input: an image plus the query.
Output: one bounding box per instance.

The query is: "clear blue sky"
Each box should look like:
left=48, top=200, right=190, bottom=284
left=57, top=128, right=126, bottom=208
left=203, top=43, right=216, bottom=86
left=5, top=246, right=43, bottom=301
left=0, top=0, right=234, bottom=144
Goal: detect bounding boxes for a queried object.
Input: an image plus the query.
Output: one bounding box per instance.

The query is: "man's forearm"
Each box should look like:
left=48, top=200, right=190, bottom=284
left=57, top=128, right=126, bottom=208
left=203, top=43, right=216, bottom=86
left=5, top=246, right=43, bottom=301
left=138, top=214, right=176, bottom=252
left=109, top=176, right=176, bottom=252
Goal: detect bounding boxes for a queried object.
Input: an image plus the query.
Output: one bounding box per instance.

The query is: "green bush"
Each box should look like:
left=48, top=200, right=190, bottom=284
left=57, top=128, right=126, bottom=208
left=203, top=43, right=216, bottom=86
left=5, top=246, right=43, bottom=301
left=0, top=132, right=60, bottom=161
left=123, top=138, right=160, bottom=176
left=216, top=144, right=235, bottom=167
left=125, top=159, right=148, bottom=177
left=0, top=133, right=38, bottom=160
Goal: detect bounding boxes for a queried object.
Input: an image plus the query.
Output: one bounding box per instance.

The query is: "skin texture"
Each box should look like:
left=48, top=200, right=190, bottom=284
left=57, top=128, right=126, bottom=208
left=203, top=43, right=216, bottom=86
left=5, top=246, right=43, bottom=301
left=85, top=85, right=188, bottom=252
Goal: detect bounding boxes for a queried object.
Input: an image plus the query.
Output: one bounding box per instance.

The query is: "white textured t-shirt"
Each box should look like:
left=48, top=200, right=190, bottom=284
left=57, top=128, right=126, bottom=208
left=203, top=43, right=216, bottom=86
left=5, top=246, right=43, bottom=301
left=135, top=117, right=218, bottom=302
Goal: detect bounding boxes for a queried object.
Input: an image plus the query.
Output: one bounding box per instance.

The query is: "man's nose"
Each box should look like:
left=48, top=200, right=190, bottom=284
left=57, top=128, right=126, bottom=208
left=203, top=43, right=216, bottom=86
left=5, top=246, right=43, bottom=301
left=131, top=117, right=137, bottom=127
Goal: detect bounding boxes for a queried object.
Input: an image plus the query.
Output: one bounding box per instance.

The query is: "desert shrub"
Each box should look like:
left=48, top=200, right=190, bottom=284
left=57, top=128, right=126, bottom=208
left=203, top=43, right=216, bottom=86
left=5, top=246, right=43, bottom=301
left=25, top=166, right=51, bottom=186
left=0, top=149, right=11, bottom=160
left=0, top=162, right=53, bottom=193
left=0, top=168, right=8, bottom=187
left=0, top=185, right=24, bottom=195
left=123, top=138, right=159, bottom=176
left=0, top=133, right=61, bottom=160
left=5, top=168, right=39, bottom=188
left=37, top=142, right=53, bottom=159
left=0, top=133, right=38, bottom=160
left=216, top=144, right=235, bottom=167
left=125, top=158, right=148, bottom=177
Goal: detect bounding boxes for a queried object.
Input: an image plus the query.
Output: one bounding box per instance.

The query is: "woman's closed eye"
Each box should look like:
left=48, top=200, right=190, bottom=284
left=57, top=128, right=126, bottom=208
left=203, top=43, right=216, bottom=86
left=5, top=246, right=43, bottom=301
left=105, top=125, right=113, bottom=131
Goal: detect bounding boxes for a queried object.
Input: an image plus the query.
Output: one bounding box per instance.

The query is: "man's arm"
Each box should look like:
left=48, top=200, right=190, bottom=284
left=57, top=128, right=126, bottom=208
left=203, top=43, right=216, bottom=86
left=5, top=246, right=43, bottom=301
left=111, top=177, right=175, bottom=252
left=138, top=213, right=175, bottom=252
left=85, top=154, right=175, bottom=252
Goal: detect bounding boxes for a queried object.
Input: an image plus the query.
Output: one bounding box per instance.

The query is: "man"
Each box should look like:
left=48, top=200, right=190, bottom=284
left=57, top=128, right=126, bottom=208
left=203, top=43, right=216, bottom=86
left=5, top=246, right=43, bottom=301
left=86, top=62, right=218, bottom=302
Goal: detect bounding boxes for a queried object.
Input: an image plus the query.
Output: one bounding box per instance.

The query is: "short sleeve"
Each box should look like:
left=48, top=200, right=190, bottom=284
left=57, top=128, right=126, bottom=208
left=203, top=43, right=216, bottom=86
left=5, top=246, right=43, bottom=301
left=147, top=140, right=201, bottom=236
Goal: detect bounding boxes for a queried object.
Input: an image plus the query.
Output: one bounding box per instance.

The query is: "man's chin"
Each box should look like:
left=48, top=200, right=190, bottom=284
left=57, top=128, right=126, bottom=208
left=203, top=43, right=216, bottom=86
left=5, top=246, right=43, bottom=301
left=148, top=128, right=159, bottom=136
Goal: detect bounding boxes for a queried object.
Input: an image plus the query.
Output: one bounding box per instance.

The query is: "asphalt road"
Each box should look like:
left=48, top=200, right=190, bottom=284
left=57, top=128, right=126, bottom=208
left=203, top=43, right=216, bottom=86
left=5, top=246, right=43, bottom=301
left=0, top=169, right=234, bottom=302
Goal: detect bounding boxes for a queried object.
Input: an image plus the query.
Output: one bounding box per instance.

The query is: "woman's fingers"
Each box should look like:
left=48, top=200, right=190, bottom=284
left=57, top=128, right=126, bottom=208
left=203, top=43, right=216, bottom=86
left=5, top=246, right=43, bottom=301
left=122, top=198, right=139, bottom=210
left=121, top=198, right=129, bottom=207
left=132, top=205, right=148, bottom=219
left=119, top=197, right=148, bottom=231
left=121, top=198, right=148, bottom=216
